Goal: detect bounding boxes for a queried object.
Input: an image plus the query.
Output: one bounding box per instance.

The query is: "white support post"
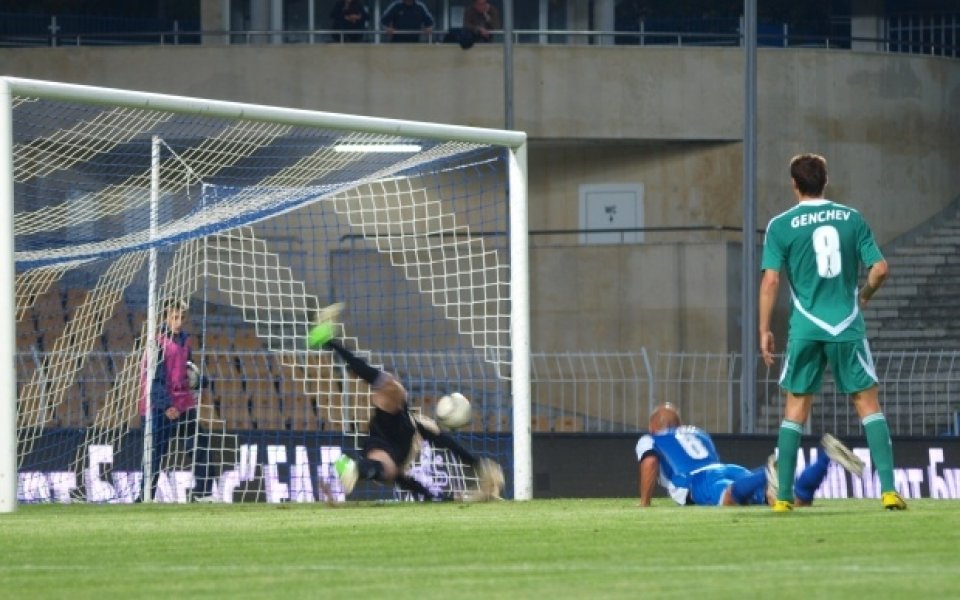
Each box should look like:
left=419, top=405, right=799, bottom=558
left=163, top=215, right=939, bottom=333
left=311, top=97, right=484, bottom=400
left=509, top=142, right=532, bottom=501
left=141, top=136, right=162, bottom=502
left=0, top=80, right=17, bottom=513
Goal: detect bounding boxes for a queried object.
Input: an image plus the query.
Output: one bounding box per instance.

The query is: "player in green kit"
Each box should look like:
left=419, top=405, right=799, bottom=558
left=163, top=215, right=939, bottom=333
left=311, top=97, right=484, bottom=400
left=758, top=153, right=906, bottom=513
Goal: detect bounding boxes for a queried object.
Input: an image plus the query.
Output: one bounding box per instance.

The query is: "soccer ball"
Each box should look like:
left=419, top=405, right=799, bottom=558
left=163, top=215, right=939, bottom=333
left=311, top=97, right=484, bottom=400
left=436, top=392, right=472, bottom=429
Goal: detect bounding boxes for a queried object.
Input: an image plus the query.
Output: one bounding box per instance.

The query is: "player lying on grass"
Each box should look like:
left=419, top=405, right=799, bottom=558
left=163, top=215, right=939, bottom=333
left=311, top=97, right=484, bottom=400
left=307, top=304, right=503, bottom=502
left=637, top=403, right=864, bottom=507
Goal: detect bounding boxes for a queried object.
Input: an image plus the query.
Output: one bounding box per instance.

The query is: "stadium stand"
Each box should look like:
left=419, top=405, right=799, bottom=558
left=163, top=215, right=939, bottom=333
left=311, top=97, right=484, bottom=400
left=865, top=198, right=960, bottom=351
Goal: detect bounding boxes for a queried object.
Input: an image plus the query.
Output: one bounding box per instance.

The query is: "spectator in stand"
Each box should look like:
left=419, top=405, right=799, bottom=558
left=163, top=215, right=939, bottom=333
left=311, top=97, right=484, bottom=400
left=462, top=0, right=501, bottom=44
left=330, top=0, right=370, bottom=43
left=380, top=0, right=434, bottom=43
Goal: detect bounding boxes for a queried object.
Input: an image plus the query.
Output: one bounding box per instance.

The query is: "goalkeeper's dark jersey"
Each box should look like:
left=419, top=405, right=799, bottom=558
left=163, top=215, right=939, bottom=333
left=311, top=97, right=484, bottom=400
left=761, top=199, right=883, bottom=341
left=365, top=403, right=442, bottom=469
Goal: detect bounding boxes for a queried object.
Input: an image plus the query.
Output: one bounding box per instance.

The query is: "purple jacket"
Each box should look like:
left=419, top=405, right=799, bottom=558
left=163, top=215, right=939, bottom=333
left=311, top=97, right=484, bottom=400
left=139, top=330, right=195, bottom=416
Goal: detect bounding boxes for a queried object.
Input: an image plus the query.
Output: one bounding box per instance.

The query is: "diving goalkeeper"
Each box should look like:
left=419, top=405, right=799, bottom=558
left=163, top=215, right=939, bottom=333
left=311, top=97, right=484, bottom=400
left=308, top=305, right=503, bottom=502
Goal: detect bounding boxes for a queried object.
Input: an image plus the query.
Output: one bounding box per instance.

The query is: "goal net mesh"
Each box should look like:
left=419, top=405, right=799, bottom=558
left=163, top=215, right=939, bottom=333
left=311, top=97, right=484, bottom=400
left=12, top=88, right=516, bottom=503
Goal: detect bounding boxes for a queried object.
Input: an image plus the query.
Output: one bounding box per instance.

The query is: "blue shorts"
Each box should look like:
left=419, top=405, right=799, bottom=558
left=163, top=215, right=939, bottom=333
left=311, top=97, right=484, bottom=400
left=688, top=464, right=760, bottom=505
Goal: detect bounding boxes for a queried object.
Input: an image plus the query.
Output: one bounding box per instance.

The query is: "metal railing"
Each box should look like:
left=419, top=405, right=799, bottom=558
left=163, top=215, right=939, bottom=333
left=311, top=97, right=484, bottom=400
left=16, top=348, right=960, bottom=438
left=0, top=14, right=200, bottom=48
left=1, top=12, right=957, bottom=58
left=887, top=13, right=959, bottom=58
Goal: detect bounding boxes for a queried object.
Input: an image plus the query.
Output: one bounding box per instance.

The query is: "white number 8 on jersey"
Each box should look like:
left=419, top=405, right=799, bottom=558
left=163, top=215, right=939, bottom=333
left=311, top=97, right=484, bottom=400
left=812, top=225, right=842, bottom=279
left=675, top=431, right=710, bottom=459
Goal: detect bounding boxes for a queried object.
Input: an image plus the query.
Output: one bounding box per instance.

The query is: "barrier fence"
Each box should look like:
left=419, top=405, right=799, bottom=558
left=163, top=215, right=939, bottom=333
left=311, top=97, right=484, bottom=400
left=1, top=12, right=957, bottom=58
left=17, top=349, right=960, bottom=438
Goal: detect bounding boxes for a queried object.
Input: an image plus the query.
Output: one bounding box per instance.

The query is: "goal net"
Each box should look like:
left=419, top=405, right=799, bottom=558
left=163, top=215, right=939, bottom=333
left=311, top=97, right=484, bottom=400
left=0, top=78, right=530, bottom=508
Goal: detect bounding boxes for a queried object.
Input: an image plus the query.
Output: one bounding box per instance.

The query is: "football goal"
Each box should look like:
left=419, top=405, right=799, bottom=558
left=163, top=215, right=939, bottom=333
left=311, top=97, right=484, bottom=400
left=0, top=77, right=530, bottom=510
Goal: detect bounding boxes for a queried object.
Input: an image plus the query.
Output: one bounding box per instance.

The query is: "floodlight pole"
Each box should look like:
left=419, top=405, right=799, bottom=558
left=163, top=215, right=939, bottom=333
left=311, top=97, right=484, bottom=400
left=741, top=0, right=759, bottom=433
left=503, top=0, right=514, bottom=130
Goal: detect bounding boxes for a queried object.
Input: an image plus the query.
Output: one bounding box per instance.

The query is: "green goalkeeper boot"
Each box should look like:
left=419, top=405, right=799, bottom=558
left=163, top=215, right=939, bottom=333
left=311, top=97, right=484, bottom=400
left=307, top=302, right=344, bottom=349
left=334, top=455, right=358, bottom=495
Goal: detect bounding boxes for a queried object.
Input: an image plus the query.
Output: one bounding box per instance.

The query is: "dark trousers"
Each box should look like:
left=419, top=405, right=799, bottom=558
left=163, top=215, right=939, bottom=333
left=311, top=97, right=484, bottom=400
left=144, top=407, right=211, bottom=499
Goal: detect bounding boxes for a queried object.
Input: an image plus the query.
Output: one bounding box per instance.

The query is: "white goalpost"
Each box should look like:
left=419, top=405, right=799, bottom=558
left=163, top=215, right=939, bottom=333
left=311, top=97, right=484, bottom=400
left=0, top=77, right=530, bottom=510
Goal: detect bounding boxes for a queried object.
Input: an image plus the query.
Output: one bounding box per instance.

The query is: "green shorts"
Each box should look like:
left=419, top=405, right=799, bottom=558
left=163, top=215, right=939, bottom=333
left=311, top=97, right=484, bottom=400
left=779, top=337, right=878, bottom=395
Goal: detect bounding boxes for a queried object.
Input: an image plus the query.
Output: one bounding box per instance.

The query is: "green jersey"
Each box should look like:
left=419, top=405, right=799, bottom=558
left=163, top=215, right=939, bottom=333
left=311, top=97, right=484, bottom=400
left=761, top=199, right=884, bottom=341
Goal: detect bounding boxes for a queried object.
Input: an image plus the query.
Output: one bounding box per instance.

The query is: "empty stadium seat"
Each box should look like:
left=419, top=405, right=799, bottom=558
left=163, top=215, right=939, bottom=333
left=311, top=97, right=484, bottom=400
left=554, top=416, right=581, bottom=432
left=488, top=413, right=511, bottom=433
left=55, top=392, right=88, bottom=428
left=286, top=396, right=322, bottom=432
left=531, top=415, right=553, bottom=432
left=251, top=391, right=283, bottom=430
left=233, top=330, right=264, bottom=351
left=217, top=393, right=252, bottom=431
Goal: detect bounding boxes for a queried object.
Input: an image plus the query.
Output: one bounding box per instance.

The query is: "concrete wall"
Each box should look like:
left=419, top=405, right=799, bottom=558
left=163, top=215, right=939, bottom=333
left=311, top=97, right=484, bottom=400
left=532, top=242, right=733, bottom=352
left=2, top=44, right=957, bottom=352
left=754, top=50, right=960, bottom=244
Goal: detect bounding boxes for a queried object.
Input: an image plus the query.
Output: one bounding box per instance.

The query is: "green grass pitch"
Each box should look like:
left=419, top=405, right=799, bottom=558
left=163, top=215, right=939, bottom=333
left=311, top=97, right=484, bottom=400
left=1, top=499, right=958, bottom=599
